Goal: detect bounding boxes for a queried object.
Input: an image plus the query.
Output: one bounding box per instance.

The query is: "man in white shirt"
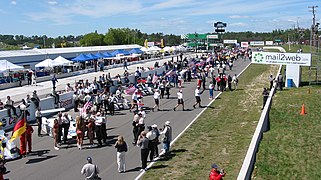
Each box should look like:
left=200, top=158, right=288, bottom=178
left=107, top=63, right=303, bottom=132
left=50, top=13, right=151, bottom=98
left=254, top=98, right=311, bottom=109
left=152, top=89, right=160, bottom=111
left=232, top=74, right=238, bottom=90
left=173, top=89, right=185, bottom=111
left=81, top=157, right=99, bottom=180
left=5, top=96, right=16, bottom=117
left=193, top=86, right=202, bottom=109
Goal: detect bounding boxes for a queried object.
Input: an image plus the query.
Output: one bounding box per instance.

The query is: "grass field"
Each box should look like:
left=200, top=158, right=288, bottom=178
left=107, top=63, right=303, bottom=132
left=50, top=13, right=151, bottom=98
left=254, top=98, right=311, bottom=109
left=253, top=86, right=321, bottom=179
left=252, top=45, right=321, bottom=179
left=142, top=63, right=279, bottom=180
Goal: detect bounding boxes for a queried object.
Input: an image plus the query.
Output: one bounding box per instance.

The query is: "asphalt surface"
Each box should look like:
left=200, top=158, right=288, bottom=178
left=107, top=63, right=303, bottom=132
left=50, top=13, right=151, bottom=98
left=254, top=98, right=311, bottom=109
left=4, top=56, right=251, bottom=180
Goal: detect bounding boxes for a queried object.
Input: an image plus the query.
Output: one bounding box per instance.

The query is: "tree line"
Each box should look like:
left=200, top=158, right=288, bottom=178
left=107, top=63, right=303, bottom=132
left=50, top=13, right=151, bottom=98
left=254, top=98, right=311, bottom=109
left=0, top=27, right=311, bottom=50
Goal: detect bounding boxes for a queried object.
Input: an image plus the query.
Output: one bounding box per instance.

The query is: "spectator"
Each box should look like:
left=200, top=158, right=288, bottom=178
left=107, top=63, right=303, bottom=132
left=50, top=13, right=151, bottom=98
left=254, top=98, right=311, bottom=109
left=76, top=116, right=84, bottom=150
left=114, top=136, right=128, bottom=173
left=53, top=119, right=59, bottom=150
left=0, top=99, right=3, bottom=110
left=5, top=96, right=16, bottom=117
left=161, top=121, right=172, bottom=157
left=173, top=89, right=185, bottom=111
left=31, top=90, right=40, bottom=108
left=137, top=131, right=149, bottom=171
left=35, top=107, right=42, bottom=136
left=81, top=157, right=100, bottom=180
left=209, top=164, right=226, bottom=180
left=51, top=73, right=58, bottom=89
left=193, top=86, right=203, bottom=109
left=262, top=88, right=269, bottom=110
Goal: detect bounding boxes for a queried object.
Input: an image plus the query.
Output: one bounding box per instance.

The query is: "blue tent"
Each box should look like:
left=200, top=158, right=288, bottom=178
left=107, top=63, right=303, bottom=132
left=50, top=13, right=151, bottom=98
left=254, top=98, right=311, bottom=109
left=103, top=52, right=113, bottom=58
left=95, top=52, right=106, bottom=58
left=71, top=54, right=91, bottom=62
left=86, top=53, right=99, bottom=60
left=129, top=48, right=143, bottom=54
left=111, top=49, right=130, bottom=56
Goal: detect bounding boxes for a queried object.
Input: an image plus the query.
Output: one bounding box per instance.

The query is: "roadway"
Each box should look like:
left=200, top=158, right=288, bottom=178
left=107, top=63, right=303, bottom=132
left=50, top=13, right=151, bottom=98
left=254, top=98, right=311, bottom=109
left=4, top=56, right=251, bottom=180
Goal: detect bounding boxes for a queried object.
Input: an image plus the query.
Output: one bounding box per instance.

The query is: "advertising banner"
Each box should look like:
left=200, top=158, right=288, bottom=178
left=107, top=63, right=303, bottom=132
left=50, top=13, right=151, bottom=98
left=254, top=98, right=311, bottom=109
left=207, top=35, right=219, bottom=39
left=241, top=42, right=249, bottom=48
left=252, top=52, right=311, bottom=66
left=250, top=41, right=264, bottom=46
left=265, top=41, right=273, bottom=45
left=223, top=39, right=237, bottom=44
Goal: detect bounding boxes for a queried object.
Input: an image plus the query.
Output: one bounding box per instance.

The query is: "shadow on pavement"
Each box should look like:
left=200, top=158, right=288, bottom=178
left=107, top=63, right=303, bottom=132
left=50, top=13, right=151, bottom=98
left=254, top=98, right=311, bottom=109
left=28, top=149, right=51, bottom=156
left=125, top=167, right=141, bottom=172
left=26, top=155, right=57, bottom=164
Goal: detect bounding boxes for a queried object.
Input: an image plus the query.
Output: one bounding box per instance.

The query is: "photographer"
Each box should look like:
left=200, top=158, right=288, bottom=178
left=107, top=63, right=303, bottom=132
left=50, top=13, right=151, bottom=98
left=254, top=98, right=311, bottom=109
left=209, top=163, right=226, bottom=180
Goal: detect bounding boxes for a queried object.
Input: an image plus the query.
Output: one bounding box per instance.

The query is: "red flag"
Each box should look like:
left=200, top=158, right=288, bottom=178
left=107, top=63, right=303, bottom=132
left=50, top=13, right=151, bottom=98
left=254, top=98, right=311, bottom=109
left=10, top=115, right=26, bottom=142
left=152, top=74, right=158, bottom=84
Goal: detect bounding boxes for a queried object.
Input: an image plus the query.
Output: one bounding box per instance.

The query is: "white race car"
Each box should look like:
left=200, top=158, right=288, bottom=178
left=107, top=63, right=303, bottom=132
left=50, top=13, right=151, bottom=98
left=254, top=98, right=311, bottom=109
left=0, top=129, right=20, bottom=160
left=41, top=115, right=77, bottom=140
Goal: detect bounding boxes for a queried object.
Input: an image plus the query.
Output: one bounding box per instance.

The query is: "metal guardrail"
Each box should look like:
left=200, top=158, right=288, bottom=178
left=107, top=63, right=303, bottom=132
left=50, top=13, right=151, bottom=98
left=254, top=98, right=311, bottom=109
left=237, top=65, right=282, bottom=180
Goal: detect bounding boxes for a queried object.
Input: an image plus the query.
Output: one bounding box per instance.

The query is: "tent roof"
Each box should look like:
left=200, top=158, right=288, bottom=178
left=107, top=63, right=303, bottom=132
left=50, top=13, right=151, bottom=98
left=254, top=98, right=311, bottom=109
left=35, top=58, right=55, bottom=68
left=129, top=48, right=143, bottom=54
left=71, top=54, right=91, bottom=62
left=86, top=53, right=99, bottom=60
left=53, top=56, right=73, bottom=65
left=111, top=49, right=130, bottom=56
left=0, top=59, right=24, bottom=72
left=103, top=52, right=113, bottom=57
left=95, top=52, right=106, bottom=58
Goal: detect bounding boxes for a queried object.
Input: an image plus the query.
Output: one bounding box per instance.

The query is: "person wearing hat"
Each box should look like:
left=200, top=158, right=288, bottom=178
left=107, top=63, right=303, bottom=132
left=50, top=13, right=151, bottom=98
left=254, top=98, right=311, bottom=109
left=94, top=112, right=103, bottom=147
left=151, top=124, right=160, bottom=158
left=146, top=126, right=157, bottom=162
left=161, top=121, right=172, bottom=157
left=173, top=89, right=185, bottom=111
left=209, top=163, right=225, bottom=180
left=81, top=157, right=100, bottom=180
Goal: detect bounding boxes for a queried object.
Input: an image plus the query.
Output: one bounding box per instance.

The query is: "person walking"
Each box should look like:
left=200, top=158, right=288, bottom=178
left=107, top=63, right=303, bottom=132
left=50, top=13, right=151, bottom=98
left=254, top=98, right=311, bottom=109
left=193, top=86, right=203, bottom=108
left=161, top=121, right=172, bottom=157
left=35, top=107, right=42, bottom=136
left=173, top=89, right=185, bottom=111
left=137, top=131, right=149, bottom=171
left=81, top=157, right=100, bottom=180
left=232, top=74, right=238, bottom=90
left=262, top=88, right=269, bottom=110
left=51, top=73, right=58, bottom=89
left=114, top=136, right=128, bottom=173
left=209, top=82, right=214, bottom=100
left=152, top=89, right=160, bottom=112
left=31, top=72, right=37, bottom=86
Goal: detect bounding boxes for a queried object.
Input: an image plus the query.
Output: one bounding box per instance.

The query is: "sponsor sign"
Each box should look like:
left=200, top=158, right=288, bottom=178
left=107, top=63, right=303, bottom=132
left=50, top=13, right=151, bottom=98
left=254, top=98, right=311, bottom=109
left=207, top=35, right=219, bottom=39
left=265, top=41, right=273, bottom=45
left=241, top=42, right=249, bottom=48
left=252, top=52, right=311, bottom=66
left=250, top=41, right=264, bottom=46
left=147, top=42, right=154, bottom=47
left=223, top=39, right=237, bottom=44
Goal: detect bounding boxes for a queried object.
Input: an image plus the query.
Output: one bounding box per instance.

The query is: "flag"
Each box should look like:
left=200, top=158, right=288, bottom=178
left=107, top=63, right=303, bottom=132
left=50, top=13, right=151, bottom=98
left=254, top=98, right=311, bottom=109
left=144, top=39, right=148, bottom=48
left=125, top=85, right=137, bottom=95
left=161, top=39, right=164, bottom=48
left=10, top=115, right=26, bottom=142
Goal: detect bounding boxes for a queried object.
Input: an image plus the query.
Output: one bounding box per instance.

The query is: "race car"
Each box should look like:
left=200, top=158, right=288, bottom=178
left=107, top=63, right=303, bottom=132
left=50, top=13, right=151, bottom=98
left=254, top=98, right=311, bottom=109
left=0, top=128, right=20, bottom=160
left=41, top=115, right=77, bottom=140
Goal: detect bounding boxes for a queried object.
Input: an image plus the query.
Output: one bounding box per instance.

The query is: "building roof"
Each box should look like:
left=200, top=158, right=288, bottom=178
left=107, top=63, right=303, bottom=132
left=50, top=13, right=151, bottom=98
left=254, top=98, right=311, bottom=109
left=0, top=44, right=141, bottom=58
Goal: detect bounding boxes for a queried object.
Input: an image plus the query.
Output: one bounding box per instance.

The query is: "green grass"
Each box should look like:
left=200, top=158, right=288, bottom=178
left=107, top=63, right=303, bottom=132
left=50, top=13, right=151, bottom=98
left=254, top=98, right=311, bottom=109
left=143, top=64, right=279, bottom=180
left=253, top=86, right=321, bottom=180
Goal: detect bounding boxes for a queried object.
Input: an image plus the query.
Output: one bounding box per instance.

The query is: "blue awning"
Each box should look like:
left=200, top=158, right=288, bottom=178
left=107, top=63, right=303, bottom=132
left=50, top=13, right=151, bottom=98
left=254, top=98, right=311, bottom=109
left=95, top=52, right=106, bottom=58
left=129, top=48, right=143, bottom=54
left=71, top=54, right=91, bottom=62
left=111, top=49, right=130, bottom=56
left=103, top=52, right=114, bottom=58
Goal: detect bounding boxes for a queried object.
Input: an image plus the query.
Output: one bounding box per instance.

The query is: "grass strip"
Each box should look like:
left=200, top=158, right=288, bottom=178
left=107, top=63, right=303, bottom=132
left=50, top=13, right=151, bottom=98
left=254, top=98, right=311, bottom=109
left=143, top=64, right=279, bottom=180
left=253, top=86, right=321, bottom=179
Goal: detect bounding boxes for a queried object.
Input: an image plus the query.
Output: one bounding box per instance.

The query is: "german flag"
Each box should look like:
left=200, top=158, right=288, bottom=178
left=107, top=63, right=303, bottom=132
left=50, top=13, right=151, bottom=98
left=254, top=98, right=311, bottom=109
left=10, top=115, right=26, bottom=142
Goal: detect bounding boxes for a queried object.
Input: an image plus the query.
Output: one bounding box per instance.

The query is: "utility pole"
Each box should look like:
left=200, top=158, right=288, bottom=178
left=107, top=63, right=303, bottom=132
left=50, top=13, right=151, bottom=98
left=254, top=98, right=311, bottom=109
left=309, top=5, right=318, bottom=50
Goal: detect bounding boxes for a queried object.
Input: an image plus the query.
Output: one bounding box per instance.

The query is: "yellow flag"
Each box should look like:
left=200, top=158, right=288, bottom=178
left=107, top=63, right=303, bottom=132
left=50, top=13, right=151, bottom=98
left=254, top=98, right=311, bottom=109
left=144, top=39, right=148, bottom=48
left=161, top=39, right=164, bottom=48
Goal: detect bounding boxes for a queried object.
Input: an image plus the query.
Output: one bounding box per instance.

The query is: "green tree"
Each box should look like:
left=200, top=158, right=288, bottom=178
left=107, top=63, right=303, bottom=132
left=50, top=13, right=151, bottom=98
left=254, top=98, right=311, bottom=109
left=79, top=32, right=104, bottom=46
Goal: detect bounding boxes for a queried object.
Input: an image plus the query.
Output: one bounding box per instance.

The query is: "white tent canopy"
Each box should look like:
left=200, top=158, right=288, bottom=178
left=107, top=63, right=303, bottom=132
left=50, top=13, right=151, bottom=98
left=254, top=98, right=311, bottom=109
left=53, top=56, right=73, bottom=66
left=148, top=46, right=161, bottom=51
left=35, top=58, right=55, bottom=68
left=0, top=59, right=24, bottom=72
left=140, top=47, right=148, bottom=52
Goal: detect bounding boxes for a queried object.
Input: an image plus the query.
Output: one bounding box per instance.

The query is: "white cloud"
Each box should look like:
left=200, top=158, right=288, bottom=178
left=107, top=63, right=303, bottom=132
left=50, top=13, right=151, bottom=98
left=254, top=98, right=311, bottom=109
left=48, top=1, right=58, bottom=5
left=229, top=22, right=248, bottom=27
left=229, top=15, right=249, bottom=19
left=11, top=1, right=16, bottom=5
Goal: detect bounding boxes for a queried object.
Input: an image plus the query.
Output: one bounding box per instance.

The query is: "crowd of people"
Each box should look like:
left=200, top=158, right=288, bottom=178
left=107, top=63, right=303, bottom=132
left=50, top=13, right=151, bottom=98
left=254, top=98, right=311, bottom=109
left=1, top=47, right=261, bottom=179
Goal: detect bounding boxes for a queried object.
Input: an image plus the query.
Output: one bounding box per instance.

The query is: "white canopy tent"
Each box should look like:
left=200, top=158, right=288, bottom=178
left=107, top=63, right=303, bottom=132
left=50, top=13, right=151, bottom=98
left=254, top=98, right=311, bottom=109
left=53, top=56, right=73, bottom=66
left=0, top=59, right=24, bottom=72
left=140, top=47, right=149, bottom=52
left=35, top=58, right=55, bottom=68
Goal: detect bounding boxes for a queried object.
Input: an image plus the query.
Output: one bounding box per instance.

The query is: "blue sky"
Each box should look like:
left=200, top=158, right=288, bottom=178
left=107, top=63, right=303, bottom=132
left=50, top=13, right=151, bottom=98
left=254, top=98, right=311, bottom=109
left=0, top=0, right=320, bottom=37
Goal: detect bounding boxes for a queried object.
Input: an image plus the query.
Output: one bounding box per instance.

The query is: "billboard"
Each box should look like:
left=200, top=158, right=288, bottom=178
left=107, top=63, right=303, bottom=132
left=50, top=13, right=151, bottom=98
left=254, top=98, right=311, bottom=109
left=265, top=41, right=273, bottom=45
left=252, top=52, right=311, bottom=66
left=207, top=35, right=219, bottom=39
left=223, top=39, right=237, bottom=44
left=250, top=41, right=264, bottom=46
left=241, top=42, right=249, bottom=48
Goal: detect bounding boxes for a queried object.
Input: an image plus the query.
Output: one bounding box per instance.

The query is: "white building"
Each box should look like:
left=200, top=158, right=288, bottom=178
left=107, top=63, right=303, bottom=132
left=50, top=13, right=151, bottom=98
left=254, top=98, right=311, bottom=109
left=0, top=44, right=141, bottom=69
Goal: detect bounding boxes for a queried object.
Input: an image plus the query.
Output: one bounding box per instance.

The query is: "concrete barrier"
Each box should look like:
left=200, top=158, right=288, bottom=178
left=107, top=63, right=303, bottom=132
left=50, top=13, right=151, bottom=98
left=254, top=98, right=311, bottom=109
left=237, top=65, right=282, bottom=180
